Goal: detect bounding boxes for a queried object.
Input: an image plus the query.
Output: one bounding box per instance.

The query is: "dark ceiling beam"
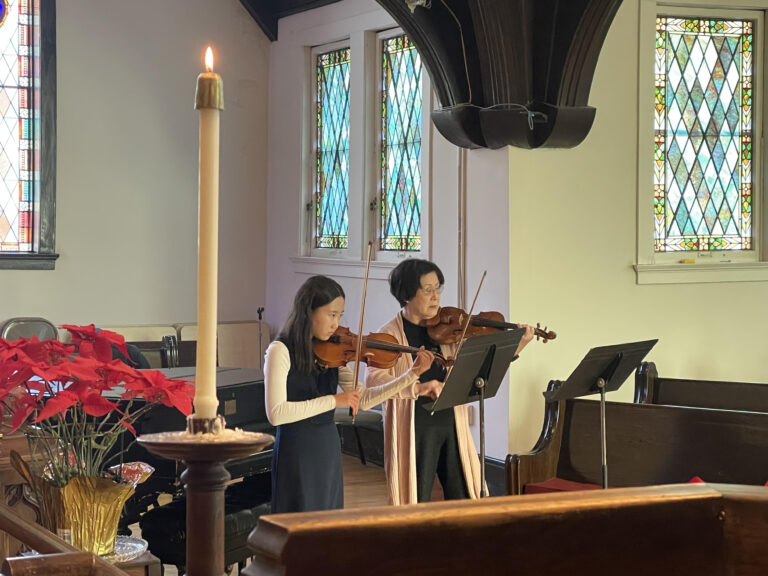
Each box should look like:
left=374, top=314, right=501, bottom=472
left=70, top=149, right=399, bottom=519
left=376, top=0, right=624, bottom=149
left=240, top=0, right=343, bottom=41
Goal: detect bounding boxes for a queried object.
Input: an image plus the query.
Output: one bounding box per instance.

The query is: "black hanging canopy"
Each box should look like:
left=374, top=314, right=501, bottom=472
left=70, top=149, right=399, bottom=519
left=242, top=0, right=624, bottom=150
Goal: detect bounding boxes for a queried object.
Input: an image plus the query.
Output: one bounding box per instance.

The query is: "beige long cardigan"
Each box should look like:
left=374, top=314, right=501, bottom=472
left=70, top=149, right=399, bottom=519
left=365, top=314, right=483, bottom=505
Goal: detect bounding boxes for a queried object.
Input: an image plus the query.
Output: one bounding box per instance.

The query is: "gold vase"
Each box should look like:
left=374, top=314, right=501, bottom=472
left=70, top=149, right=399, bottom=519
left=60, top=476, right=135, bottom=555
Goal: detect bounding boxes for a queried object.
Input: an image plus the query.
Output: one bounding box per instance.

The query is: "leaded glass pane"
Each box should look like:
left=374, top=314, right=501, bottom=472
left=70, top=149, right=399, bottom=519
left=654, top=18, right=753, bottom=252
left=0, top=0, right=37, bottom=253
left=380, top=35, right=422, bottom=251
left=315, top=47, right=350, bottom=249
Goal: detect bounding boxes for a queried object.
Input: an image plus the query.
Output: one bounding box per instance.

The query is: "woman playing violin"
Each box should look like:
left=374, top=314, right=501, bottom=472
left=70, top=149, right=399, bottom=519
left=264, top=275, right=438, bottom=513
left=366, top=259, right=535, bottom=504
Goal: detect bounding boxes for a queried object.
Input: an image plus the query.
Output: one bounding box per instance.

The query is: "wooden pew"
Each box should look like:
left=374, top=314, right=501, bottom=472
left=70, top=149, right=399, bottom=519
left=506, top=390, right=768, bottom=495
left=634, top=361, right=768, bottom=411
left=243, top=483, right=768, bottom=576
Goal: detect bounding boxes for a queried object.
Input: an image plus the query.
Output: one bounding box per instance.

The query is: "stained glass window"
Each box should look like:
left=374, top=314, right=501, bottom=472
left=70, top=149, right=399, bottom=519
left=0, top=0, right=38, bottom=254
left=654, top=18, right=753, bottom=252
left=315, top=47, right=350, bottom=249
left=380, top=35, right=422, bottom=251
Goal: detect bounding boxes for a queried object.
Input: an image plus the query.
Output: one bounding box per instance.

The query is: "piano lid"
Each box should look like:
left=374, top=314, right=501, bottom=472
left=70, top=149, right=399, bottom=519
left=158, top=366, right=264, bottom=387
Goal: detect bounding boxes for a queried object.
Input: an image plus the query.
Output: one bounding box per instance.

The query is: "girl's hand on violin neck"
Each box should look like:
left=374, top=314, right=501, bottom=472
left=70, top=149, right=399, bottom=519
left=417, top=379, right=443, bottom=400
left=410, top=347, right=435, bottom=377
left=334, top=389, right=361, bottom=415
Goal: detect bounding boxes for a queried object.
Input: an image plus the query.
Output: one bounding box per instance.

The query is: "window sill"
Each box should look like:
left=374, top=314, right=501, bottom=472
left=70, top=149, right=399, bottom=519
left=633, top=261, right=768, bottom=285
left=291, top=256, right=396, bottom=280
left=0, top=253, right=59, bottom=270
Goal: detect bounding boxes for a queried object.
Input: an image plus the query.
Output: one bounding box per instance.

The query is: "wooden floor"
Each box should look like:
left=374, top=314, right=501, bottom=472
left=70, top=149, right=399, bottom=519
left=153, top=455, right=387, bottom=575
left=342, top=454, right=389, bottom=508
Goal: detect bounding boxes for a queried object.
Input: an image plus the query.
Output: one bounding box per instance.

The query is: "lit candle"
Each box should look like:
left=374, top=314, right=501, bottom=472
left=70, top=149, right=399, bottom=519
left=193, top=46, right=223, bottom=420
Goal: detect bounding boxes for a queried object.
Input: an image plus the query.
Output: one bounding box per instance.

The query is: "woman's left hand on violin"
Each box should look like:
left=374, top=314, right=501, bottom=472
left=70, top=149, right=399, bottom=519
left=410, top=347, right=435, bottom=377
left=516, top=324, right=536, bottom=353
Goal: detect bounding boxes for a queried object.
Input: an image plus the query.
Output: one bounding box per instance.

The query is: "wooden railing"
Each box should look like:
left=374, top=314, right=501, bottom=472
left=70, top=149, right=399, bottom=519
left=0, top=502, right=127, bottom=576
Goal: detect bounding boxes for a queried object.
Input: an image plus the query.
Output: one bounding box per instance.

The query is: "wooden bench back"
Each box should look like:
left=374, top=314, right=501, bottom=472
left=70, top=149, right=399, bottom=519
left=634, top=361, right=768, bottom=411
left=507, top=387, right=768, bottom=494
left=557, top=399, right=768, bottom=486
left=244, top=484, right=768, bottom=576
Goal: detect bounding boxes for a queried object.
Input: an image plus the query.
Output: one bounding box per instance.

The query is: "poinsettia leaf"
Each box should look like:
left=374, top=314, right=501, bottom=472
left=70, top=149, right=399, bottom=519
left=78, top=341, right=95, bottom=359
left=136, top=371, right=195, bottom=416
left=81, top=392, right=118, bottom=418
left=63, top=381, right=90, bottom=401
left=34, top=390, right=78, bottom=422
left=117, top=418, right=136, bottom=436
left=11, top=403, right=35, bottom=432
left=61, top=324, right=128, bottom=359
left=93, top=338, right=114, bottom=363
left=167, top=386, right=194, bottom=416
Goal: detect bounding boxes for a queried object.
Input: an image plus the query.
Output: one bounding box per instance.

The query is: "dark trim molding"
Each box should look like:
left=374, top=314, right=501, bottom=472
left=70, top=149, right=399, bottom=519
left=0, top=253, right=59, bottom=270
left=39, top=0, right=57, bottom=261
left=239, top=0, right=343, bottom=41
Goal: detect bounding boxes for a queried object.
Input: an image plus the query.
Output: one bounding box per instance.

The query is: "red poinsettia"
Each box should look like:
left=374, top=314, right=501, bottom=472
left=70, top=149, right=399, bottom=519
left=0, top=326, right=195, bottom=485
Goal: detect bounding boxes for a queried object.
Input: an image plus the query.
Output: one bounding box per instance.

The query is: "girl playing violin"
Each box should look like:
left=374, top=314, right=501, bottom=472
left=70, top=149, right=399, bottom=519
left=366, top=259, right=535, bottom=504
left=264, top=275, right=438, bottom=513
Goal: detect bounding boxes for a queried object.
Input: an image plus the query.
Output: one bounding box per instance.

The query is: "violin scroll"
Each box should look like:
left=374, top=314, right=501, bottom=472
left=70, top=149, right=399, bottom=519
left=534, top=323, right=557, bottom=343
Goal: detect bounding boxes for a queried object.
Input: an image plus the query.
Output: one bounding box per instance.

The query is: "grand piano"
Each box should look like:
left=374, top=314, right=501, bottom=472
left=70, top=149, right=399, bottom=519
left=114, top=366, right=275, bottom=530
left=113, top=366, right=275, bottom=573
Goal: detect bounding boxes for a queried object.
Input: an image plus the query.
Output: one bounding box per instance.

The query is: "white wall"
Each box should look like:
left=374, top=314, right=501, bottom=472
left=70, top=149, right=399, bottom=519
left=507, top=0, right=768, bottom=454
left=0, top=0, right=270, bottom=325
left=265, top=0, right=513, bottom=457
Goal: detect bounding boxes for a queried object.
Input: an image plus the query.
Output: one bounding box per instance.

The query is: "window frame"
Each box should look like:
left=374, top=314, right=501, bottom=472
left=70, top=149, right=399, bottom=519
left=302, top=26, right=431, bottom=264
left=372, top=27, right=431, bottom=263
left=635, top=0, right=768, bottom=284
left=307, top=39, right=354, bottom=258
left=0, top=0, right=57, bottom=270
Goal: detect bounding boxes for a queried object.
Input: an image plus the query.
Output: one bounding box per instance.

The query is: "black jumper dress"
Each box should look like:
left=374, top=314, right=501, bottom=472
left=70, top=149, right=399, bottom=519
left=270, top=341, right=343, bottom=513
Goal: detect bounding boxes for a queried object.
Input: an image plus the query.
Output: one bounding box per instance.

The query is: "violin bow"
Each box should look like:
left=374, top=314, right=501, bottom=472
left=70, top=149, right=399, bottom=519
left=351, top=241, right=373, bottom=421
left=445, top=270, right=486, bottom=379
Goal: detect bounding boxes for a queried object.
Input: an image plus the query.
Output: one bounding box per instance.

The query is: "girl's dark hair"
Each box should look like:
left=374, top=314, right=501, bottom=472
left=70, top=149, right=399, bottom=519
left=280, top=275, right=345, bottom=373
left=389, top=259, right=444, bottom=307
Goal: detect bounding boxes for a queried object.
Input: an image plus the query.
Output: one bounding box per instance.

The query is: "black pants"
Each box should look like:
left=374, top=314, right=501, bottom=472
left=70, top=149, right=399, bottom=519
left=414, top=404, right=469, bottom=502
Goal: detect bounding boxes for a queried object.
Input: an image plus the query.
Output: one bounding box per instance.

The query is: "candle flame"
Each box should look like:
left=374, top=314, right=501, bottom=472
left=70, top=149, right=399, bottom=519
left=205, top=46, right=214, bottom=72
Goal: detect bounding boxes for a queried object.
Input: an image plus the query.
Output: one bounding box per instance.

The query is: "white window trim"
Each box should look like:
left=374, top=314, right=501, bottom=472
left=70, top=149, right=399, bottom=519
left=634, top=0, right=768, bottom=284
left=300, top=23, right=431, bottom=267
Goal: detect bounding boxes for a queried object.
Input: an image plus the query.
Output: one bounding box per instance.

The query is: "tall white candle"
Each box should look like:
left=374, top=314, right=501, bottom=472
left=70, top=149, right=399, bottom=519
left=193, top=46, right=223, bottom=420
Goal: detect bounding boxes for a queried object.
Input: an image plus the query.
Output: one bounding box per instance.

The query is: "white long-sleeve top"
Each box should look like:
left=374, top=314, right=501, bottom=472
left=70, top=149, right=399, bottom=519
left=264, top=340, right=421, bottom=426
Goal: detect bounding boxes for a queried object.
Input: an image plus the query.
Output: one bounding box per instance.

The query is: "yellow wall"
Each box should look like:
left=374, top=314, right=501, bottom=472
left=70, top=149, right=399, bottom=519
left=508, top=0, right=768, bottom=453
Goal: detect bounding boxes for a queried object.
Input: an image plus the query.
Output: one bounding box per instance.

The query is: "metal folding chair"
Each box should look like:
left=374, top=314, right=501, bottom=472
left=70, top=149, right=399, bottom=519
left=0, top=317, right=58, bottom=341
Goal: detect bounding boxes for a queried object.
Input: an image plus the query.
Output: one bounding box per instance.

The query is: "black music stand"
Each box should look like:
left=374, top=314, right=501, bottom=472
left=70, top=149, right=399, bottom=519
left=423, top=328, right=525, bottom=497
left=543, top=339, right=658, bottom=488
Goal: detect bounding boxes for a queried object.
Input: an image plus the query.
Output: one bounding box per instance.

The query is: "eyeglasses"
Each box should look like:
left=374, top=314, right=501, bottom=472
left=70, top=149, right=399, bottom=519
left=419, top=285, right=444, bottom=296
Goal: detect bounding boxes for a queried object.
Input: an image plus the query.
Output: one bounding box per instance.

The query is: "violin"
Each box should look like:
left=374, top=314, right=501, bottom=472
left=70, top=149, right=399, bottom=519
left=314, top=326, right=449, bottom=369
left=425, top=306, right=557, bottom=345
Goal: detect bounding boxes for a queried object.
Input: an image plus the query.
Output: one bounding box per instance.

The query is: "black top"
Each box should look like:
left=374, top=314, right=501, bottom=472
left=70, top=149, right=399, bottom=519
left=401, top=315, right=454, bottom=426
